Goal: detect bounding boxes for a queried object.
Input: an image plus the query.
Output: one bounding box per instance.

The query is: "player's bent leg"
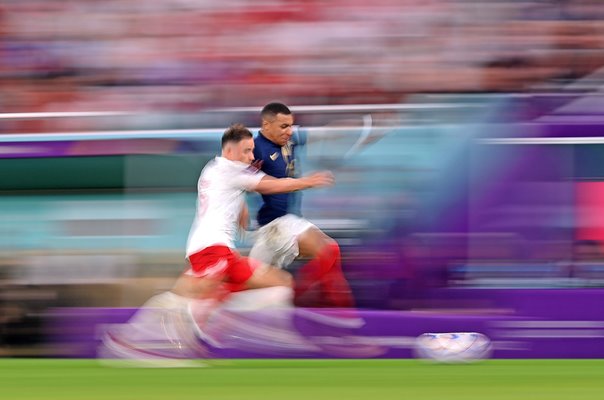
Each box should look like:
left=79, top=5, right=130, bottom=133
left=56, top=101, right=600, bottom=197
left=294, top=227, right=333, bottom=305
left=171, top=273, right=223, bottom=300
left=243, top=259, right=294, bottom=290
left=221, top=286, right=294, bottom=310
left=296, top=229, right=354, bottom=308
left=192, top=256, right=295, bottom=344
left=248, top=232, right=277, bottom=266
left=98, top=292, right=210, bottom=367
left=250, top=216, right=303, bottom=268
left=192, top=262, right=299, bottom=352
left=197, top=287, right=322, bottom=355
left=297, top=227, right=333, bottom=259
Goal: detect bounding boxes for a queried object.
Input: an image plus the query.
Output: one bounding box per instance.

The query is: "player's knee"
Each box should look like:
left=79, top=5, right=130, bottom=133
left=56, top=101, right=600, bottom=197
left=279, top=271, right=295, bottom=288
left=324, top=240, right=340, bottom=257
left=321, top=240, right=340, bottom=261
left=265, top=286, right=294, bottom=306
left=264, top=267, right=294, bottom=289
left=172, top=274, right=220, bottom=299
left=298, top=228, right=337, bottom=258
left=223, top=286, right=294, bottom=310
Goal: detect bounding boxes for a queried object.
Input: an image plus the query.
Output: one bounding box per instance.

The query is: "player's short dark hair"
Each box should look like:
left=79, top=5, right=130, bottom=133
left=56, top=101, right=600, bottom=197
left=221, top=123, right=253, bottom=148
left=261, top=102, right=292, bottom=120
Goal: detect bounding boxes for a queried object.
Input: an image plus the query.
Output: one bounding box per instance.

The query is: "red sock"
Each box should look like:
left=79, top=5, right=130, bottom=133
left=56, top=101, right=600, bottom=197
left=295, top=242, right=354, bottom=308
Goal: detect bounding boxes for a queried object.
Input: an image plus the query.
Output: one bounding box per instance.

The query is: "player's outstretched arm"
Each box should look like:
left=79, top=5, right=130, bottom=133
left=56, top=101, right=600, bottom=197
left=254, top=171, right=334, bottom=195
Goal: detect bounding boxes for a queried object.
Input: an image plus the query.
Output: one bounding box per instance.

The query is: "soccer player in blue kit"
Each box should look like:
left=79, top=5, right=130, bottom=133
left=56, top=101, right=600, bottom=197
left=249, top=102, right=354, bottom=308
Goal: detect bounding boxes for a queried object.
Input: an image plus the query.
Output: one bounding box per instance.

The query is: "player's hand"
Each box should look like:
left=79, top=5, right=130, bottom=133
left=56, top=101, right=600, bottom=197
left=304, top=171, right=335, bottom=188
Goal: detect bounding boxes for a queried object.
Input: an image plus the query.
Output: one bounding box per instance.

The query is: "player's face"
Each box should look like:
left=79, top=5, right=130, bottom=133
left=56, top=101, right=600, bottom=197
left=235, top=137, right=255, bottom=164
left=262, top=113, right=294, bottom=147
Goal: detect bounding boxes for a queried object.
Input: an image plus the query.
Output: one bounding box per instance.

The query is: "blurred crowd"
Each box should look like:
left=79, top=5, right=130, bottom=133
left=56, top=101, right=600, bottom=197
left=1, top=0, right=604, bottom=133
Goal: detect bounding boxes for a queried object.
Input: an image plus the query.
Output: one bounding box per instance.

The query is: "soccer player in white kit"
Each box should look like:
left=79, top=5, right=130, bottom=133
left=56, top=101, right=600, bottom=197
left=99, top=124, right=334, bottom=364
left=175, top=123, right=334, bottom=298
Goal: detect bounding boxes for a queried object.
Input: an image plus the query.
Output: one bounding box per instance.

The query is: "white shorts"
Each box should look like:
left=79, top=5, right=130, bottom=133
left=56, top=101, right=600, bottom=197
left=249, top=214, right=315, bottom=269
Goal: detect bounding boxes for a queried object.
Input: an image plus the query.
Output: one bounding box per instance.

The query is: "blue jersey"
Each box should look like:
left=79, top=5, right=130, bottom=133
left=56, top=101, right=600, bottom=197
left=254, top=130, right=305, bottom=226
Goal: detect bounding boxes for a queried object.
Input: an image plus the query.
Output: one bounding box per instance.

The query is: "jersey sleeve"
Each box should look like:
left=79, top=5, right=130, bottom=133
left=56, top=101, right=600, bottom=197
left=232, top=166, right=266, bottom=191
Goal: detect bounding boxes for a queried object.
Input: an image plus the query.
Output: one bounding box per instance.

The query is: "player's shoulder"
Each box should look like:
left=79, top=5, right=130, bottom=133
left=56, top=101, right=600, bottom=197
left=254, top=132, right=272, bottom=156
left=200, top=156, right=218, bottom=173
left=208, top=158, right=261, bottom=186
left=210, top=156, right=245, bottom=174
left=254, top=132, right=270, bottom=146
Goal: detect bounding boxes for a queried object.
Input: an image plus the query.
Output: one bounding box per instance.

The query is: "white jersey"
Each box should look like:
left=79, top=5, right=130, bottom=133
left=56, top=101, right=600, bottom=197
left=186, top=156, right=265, bottom=257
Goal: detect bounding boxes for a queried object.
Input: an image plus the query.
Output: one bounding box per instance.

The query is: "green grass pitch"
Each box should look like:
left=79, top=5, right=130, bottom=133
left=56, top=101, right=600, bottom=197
left=0, top=359, right=603, bottom=400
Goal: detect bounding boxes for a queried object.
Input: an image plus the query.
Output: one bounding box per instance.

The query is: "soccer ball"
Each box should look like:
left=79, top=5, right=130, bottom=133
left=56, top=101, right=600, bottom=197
left=414, top=332, right=492, bottom=363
